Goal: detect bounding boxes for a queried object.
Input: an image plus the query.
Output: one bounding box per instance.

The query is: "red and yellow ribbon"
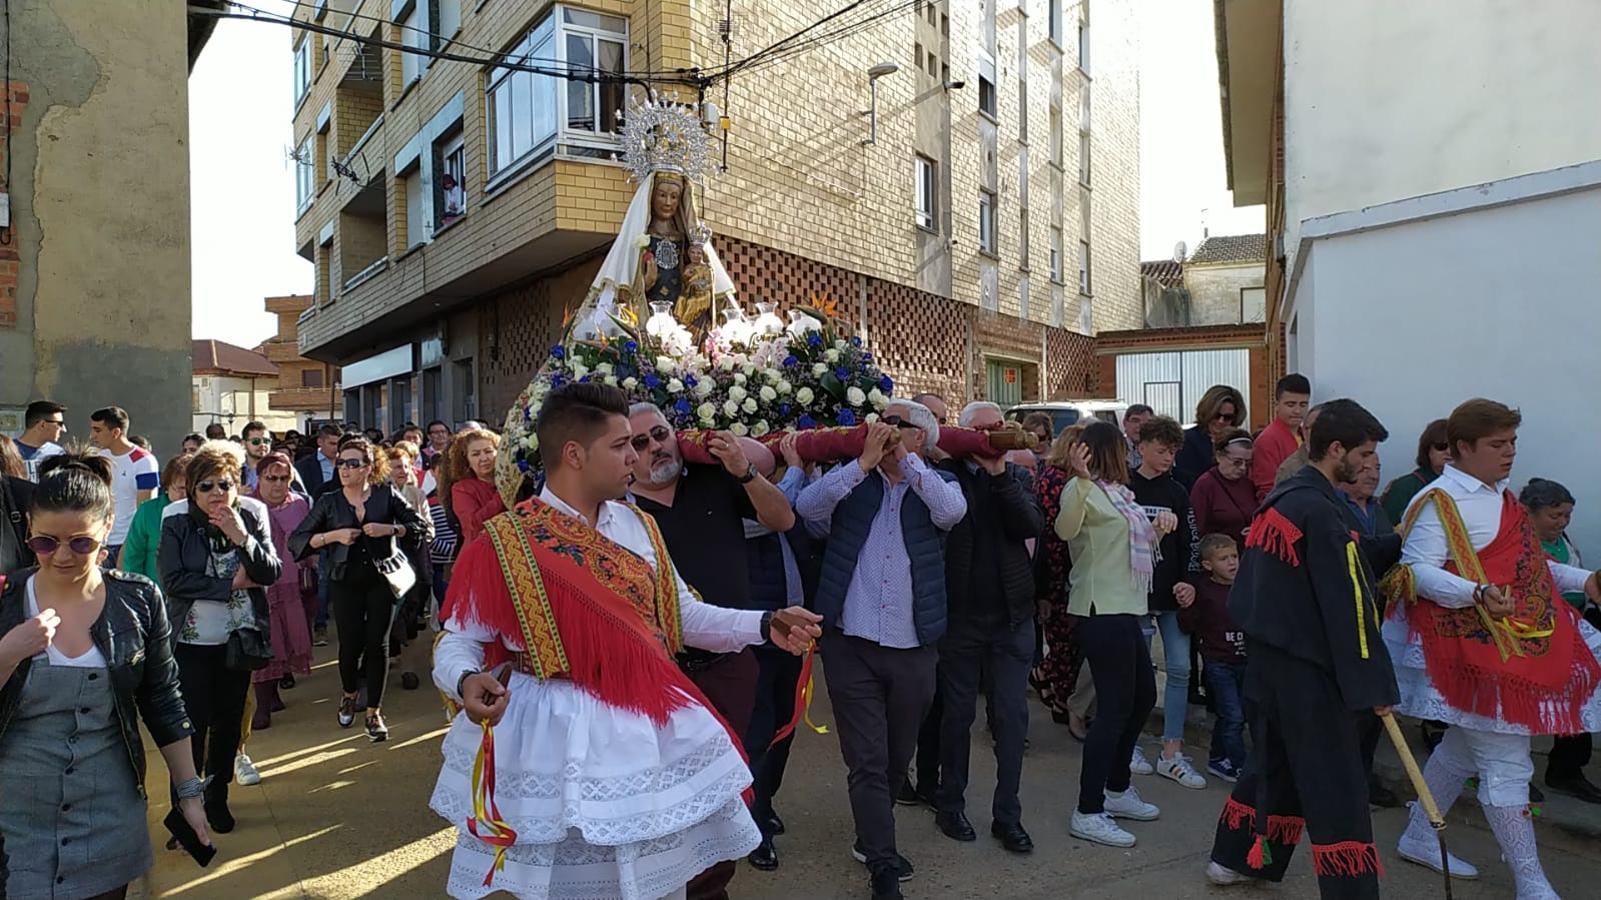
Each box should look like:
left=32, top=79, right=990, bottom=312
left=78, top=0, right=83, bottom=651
left=769, top=641, right=830, bottom=748
left=467, top=719, right=517, bottom=887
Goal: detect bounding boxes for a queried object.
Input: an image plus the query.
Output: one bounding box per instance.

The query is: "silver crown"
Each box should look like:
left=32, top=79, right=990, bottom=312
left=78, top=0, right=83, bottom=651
left=616, top=93, right=713, bottom=184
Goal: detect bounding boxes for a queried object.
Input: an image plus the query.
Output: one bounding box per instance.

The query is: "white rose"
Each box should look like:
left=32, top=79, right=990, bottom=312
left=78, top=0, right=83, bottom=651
left=729, top=421, right=750, bottom=437
left=734, top=372, right=748, bottom=385
left=777, top=380, right=793, bottom=395
left=759, top=385, right=778, bottom=402
left=635, top=233, right=651, bottom=250
left=595, top=362, right=613, bottom=376
left=656, top=356, right=677, bottom=374
left=751, top=420, right=770, bottom=438
left=764, top=368, right=781, bottom=382
left=729, top=385, right=748, bottom=402
left=847, top=386, right=867, bottom=407
left=697, top=402, right=717, bottom=422
left=834, top=339, right=849, bottom=350
left=869, top=387, right=888, bottom=411
left=796, top=387, right=815, bottom=405
left=695, top=379, right=715, bottom=396
left=742, top=397, right=759, bottom=414
left=812, top=363, right=827, bottom=377
left=742, top=364, right=757, bottom=377
left=571, top=362, right=589, bottom=378
left=623, top=377, right=639, bottom=389
left=723, top=399, right=740, bottom=416
left=865, top=413, right=879, bottom=424
left=667, top=378, right=685, bottom=393
left=719, top=358, right=735, bottom=372
left=604, top=375, right=619, bottom=386
left=527, top=433, right=540, bottom=450
left=824, top=349, right=840, bottom=363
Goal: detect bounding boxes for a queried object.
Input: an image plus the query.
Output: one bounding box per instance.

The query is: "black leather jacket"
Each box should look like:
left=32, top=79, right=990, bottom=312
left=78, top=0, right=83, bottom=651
left=289, top=484, right=426, bottom=581
left=158, top=497, right=281, bottom=647
left=0, top=569, right=194, bottom=795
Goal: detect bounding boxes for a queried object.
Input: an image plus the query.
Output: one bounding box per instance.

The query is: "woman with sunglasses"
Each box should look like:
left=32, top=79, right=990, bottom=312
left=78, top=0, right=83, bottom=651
left=1188, top=429, right=1257, bottom=542
left=0, top=451, right=212, bottom=898
left=290, top=435, right=426, bottom=741
left=120, top=452, right=192, bottom=584
left=439, top=427, right=503, bottom=548
left=1173, top=384, right=1246, bottom=489
left=158, top=441, right=281, bottom=833
left=249, top=452, right=314, bottom=728
left=1379, top=418, right=1450, bottom=525
left=384, top=441, right=434, bottom=692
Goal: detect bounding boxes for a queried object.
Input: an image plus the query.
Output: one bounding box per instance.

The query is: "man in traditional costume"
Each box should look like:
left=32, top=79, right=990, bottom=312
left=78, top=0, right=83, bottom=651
left=1383, top=398, right=1601, bottom=899
left=429, top=382, right=822, bottom=900
left=1206, top=399, right=1398, bottom=899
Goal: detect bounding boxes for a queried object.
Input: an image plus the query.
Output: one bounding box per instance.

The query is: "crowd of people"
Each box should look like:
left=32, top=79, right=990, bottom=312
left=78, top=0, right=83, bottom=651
left=2, top=372, right=1599, bottom=900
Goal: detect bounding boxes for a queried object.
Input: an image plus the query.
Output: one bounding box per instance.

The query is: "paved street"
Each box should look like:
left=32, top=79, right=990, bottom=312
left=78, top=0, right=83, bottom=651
left=134, top=635, right=1601, bottom=899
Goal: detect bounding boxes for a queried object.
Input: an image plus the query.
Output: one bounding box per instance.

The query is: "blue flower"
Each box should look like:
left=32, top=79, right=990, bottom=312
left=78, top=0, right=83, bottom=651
left=516, top=458, right=530, bottom=472
left=797, top=414, right=817, bottom=429
left=623, top=340, right=638, bottom=353
left=861, top=353, right=873, bottom=364
left=550, top=345, right=566, bottom=360
left=851, top=335, right=862, bottom=347
left=578, top=375, right=591, bottom=383
left=783, top=354, right=799, bottom=368
left=806, top=332, right=823, bottom=347
left=684, top=373, right=698, bottom=388
left=879, top=375, right=894, bottom=392
left=837, top=410, right=857, bottom=426
left=644, top=374, right=662, bottom=389
left=834, top=367, right=850, bottom=380
left=778, top=402, right=791, bottom=417
left=550, top=374, right=568, bottom=388
left=674, top=398, right=692, bottom=415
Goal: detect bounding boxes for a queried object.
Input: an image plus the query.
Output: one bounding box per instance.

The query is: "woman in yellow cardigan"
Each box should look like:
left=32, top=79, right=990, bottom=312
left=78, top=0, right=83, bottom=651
left=1056, top=421, right=1173, bottom=850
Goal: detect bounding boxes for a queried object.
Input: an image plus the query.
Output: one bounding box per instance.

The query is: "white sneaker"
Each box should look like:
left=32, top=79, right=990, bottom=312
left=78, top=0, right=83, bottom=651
left=1103, top=786, right=1160, bottom=821
left=235, top=753, right=262, bottom=786
left=1130, top=746, right=1155, bottom=776
left=1157, top=752, right=1208, bottom=790
left=1397, top=825, right=1479, bottom=879
left=1070, top=810, right=1136, bottom=848
left=1206, top=861, right=1255, bottom=886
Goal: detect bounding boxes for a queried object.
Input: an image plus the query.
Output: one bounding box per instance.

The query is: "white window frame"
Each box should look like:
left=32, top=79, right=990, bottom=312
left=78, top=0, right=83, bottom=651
left=1049, top=226, right=1063, bottom=282
left=1049, top=0, right=1062, bottom=45
left=436, top=0, right=462, bottom=45
left=293, top=37, right=311, bottom=107
left=1078, top=19, right=1091, bottom=75
left=400, top=3, right=427, bottom=88
left=485, top=7, right=628, bottom=185
left=1018, top=206, right=1030, bottom=269
left=437, top=131, right=467, bottom=228
left=914, top=155, right=937, bottom=232
left=1079, top=130, right=1092, bottom=186
left=295, top=136, right=314, bottom=215
left=1078, top=239, right=1092, bottom=296
left=979, top=188, right=997, bottom=256
left=403, top=163, right=428, bottom=248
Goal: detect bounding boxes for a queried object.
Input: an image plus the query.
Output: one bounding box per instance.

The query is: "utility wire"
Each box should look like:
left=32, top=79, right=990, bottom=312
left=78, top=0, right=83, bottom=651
left=716, top=0, right=924, bottom=79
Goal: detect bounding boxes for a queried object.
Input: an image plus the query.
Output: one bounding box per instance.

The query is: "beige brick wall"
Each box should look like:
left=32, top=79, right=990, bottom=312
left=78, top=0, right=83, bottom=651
left=1085, top=0, right=1142, bottom=333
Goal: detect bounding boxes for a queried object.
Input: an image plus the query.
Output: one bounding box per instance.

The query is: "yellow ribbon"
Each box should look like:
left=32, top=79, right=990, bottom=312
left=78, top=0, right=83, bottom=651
left=468, top=719, right=517, bottom=887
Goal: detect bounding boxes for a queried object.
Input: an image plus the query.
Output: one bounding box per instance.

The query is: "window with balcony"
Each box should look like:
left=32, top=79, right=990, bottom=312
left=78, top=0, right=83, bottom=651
left=486, top=7, right=627, bottom=183
left=914, top=155, right=937, bottom=232
left=293, top=37, right=311, bottom=107
left=979, top=189, right=997, bottom=256
left=294, top=137, right=314, bottom=214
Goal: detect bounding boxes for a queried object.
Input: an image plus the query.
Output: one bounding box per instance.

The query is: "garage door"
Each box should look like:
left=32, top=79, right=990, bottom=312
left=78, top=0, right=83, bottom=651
left=1115, top=348, right=1250, bottom=425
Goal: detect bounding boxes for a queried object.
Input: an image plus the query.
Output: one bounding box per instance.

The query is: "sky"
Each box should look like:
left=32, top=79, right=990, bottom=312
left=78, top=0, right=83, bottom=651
left=186, top=0, right=1261, bottom=348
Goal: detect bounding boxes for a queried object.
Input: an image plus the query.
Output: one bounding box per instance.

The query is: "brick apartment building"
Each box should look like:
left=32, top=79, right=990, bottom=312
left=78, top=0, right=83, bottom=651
left=289, top=0, right=1141, bottom=432
left=258, top=294, right=342, bottom=430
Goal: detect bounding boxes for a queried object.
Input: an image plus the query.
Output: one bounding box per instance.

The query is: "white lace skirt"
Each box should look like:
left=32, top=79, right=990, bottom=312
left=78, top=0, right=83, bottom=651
left=1382, top=612, right=1601, bottom=736
left=429, top=673, right=759, bottom=900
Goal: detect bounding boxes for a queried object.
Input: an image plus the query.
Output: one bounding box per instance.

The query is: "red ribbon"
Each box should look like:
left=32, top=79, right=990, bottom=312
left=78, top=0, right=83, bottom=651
left=466, top=719, right=517, bottom=887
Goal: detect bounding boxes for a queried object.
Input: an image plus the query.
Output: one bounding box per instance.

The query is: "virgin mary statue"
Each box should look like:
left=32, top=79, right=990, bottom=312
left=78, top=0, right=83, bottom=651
left=569, top=96, right=735, bottom=344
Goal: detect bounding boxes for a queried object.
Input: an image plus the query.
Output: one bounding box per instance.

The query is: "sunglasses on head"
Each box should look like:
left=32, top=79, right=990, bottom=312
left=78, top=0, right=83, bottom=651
left=195, top=479, right=235, bottom=493
left=26, top=535, right=101, bottom=556
left=879, top=415, right=920, bottom=430
left=338, top=457, right=371, bottom=469
left=630, top=426, right=672, bottom=452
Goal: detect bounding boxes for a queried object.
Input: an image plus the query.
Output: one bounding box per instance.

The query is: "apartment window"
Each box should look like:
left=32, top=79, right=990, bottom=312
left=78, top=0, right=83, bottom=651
left=979, top=189, right=997, bottom=255
left=1079, top=131, right=1092, bottom=185
left=978, top=75, right=996, bottom=119
left=1078, top=240, right=1092, bottom=295
left=403, top=166, right=428, bottom=248
left=1050, top=226, right=1063, bottom=281
left=1049, top=104, right=1062, bottom=167
left=1078, top=19, right=1091, bottom=74
left=915, top=43, right=923, bottom=72
left=487, top=7, right=627, bottom=181
left=401, top=3, right=427, bottom=87
left=294, top=137, right=314, bottom=214
left=914, top=155, right=937, bottom=231
left=302, top=368, right=325, bottom=388
left=1018, top=207, right=1030, bottom=269
left=1049, top=0, right=1062, bottom=44
left=293, top=37, right=311, bottom=106
left=1018, top=80, right=1028, bottom=141
left=437, top=132, right=466, bottom=227
left=436, top=0, right=462, bottom=43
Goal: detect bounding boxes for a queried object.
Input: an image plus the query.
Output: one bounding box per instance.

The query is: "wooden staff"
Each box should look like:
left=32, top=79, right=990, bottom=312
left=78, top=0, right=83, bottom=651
left=1380, top=712, right=1452, bottom=899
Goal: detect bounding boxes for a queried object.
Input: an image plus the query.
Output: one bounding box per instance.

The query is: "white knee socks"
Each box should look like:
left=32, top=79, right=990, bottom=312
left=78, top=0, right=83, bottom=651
left=1483, top=804, right=1559, bottom=900
left=1403, top=735, right=1474, bottom=842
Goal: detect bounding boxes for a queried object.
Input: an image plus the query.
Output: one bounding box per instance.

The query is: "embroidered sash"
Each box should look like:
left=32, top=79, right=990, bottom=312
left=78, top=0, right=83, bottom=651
left=1383, top=488, right=1599, bottom=732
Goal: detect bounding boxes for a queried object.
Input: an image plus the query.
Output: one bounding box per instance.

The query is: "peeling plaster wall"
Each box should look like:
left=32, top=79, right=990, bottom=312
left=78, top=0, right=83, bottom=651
left=1, top=0, right=193, bottom=451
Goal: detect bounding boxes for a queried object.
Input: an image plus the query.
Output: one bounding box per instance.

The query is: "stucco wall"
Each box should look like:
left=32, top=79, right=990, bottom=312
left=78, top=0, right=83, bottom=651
left=1294, top=185, right=1601, bottom=552
left=1184, top=262, right=1264, bottom=326
left=1, top=1, right=193, bottom=451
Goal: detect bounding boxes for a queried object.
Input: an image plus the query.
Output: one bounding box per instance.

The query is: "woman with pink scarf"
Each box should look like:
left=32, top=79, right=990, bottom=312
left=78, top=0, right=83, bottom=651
left=1053, top=421, right=1171, bottom=850
left=250, top=452, right=314, bottom=729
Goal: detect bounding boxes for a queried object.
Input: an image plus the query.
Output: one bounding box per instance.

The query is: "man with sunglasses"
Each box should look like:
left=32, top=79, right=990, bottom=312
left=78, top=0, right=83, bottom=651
left=14, top=400, right=67, bottom=482
left=239, top=422, right=272, bottom=491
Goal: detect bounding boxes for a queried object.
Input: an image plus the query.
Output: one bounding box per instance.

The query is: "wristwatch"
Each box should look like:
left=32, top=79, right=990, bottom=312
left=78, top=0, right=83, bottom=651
left=736, top=462, right=759, bottom=484
left=759, top=611, right=775, bottom=644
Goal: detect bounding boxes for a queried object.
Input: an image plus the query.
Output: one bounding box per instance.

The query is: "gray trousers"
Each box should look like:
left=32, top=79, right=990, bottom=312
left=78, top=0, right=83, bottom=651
left=937, top=618, right=1035, bottom=825
left=822, top=630, right=938, bottom=869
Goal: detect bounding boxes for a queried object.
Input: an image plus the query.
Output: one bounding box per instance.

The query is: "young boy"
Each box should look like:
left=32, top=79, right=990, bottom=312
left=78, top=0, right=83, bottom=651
left=1179, top=533, right=1249, bottom=781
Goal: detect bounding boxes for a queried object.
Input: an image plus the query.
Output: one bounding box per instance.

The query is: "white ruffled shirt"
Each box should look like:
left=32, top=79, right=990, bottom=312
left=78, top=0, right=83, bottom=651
left=432, top=486, right=766, bottom=701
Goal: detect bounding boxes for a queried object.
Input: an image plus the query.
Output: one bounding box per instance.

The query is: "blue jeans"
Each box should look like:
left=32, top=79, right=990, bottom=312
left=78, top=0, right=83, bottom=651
left=1205, top=661, right=1251, bottom=770
left=1144, top=611, right=1191, bottom=743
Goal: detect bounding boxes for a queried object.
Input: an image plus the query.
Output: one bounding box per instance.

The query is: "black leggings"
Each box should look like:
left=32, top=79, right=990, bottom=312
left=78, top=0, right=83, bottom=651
left=1076, top=614, right=1157, bottom=814
left=332, top=570, right=395, bottom=709
left=172, top=642, right=250, bottom=786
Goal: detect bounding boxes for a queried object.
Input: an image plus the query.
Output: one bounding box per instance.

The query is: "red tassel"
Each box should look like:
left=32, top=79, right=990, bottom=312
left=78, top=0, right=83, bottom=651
left=1245, top=835, right=1270, bottom=870
left=1245, top=507, right=1302, bottom=566
left=1219, top=796, right=1254, bottom=831
left=1267, top=815, right=1306, bottom=846
left=1312, top=841, right=1385, bottom=878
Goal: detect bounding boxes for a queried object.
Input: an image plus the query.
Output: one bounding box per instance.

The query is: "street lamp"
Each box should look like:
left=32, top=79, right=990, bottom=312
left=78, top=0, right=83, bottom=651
left=862, top=61, right=900, bottom=146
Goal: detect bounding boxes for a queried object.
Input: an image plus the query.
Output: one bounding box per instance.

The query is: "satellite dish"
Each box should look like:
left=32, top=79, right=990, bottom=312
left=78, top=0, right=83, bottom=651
left=1173, top=241, right=1187, bottom=263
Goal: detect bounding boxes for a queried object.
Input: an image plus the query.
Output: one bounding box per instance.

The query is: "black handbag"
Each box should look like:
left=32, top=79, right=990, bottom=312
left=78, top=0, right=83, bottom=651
left=225, top=626, right=273, bottom=672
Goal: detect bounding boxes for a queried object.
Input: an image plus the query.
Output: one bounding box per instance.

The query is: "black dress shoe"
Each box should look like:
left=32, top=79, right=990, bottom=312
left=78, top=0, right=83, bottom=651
left=935, top=810, right=977, bottom=842
left=894, top=781, right=921, bottom=806
left=204, top=783, right=236, bottom=834
left=1546, top=774, right=1601, bottom=803
left=765, top=810, right=786, bottom=836
left=748, top=837, right=779, bottom=871
left=869, top=863, right=904, bottom=900
left=991, top=820, right=1034, bottom=853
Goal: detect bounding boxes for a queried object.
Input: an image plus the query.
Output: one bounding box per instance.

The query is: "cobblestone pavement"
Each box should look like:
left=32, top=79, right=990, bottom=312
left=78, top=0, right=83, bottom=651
left=132, top=636, right=1601, bottom=899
